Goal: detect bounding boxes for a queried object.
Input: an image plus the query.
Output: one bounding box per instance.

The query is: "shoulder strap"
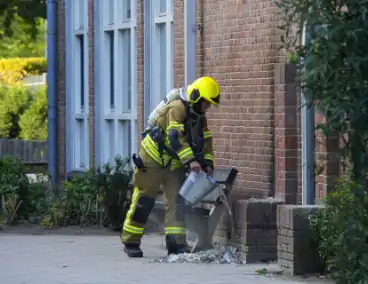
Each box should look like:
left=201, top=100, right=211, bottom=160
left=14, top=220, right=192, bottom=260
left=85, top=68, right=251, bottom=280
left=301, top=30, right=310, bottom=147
left=180, top=99, right=190, bottom=124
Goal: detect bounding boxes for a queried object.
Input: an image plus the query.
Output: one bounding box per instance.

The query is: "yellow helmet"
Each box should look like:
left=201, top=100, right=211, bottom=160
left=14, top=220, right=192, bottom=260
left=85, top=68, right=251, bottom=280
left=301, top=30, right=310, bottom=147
left=187, top=76, right=220, bottom=106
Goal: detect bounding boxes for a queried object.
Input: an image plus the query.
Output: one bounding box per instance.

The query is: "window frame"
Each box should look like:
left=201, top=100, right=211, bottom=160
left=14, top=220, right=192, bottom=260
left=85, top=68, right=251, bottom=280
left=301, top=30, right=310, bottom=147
left=143, top=0, right=174, bottom=127
left=94, top=0, right=138, bottom=167
left=65, top=0, right=90, bottom=172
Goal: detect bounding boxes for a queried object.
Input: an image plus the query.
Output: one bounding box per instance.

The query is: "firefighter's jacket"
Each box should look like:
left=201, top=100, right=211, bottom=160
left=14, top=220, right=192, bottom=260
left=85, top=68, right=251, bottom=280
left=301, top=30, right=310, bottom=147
left=141, top=99, right=214, bottom=170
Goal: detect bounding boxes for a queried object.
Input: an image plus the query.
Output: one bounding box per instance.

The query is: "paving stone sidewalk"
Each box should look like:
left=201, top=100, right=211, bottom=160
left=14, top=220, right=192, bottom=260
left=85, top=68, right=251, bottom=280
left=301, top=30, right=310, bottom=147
left=0, top=232, right=332, bottom=284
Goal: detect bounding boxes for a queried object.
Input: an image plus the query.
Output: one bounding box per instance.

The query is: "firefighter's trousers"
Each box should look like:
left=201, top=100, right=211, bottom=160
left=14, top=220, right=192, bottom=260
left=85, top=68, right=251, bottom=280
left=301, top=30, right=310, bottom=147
left=121, top=150, right=187, bottom=246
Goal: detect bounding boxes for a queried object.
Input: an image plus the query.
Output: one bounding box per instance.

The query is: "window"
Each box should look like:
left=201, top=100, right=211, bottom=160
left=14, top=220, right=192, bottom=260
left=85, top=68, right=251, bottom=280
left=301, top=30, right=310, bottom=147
left=144, top=0, right=174, bottom=123
left=65, top=0, right=89, bottom=171
left=95, top=0, right=137, bottom=166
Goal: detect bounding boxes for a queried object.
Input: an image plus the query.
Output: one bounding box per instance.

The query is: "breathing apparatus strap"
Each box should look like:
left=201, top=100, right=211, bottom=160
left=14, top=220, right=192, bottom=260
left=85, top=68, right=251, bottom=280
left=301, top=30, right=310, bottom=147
left=148, top=126, right=179, bottom=168
left=182, top=102, right=206, bottom=168
left=147, top=99, right=206, bottom=169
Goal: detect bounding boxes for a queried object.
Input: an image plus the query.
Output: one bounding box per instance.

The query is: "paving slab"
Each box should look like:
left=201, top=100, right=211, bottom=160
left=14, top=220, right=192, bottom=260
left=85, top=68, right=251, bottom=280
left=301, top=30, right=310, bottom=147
left=0, top=232, right=331, bottom=284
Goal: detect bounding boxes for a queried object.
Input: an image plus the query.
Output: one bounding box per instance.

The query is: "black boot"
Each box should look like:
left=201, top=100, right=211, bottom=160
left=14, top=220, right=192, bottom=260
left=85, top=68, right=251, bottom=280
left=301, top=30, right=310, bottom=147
left=124, top=243, right=143, bottom=258
left=166, top=235, right=191, bottom=255
left=167, top=244, right=191, bottom=255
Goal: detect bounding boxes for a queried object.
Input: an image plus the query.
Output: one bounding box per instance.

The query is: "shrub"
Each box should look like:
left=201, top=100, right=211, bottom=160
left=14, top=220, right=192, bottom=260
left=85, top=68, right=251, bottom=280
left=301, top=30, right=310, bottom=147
left=41, top=155, right=133, bottom=230
left=0, top=84, right=47, bottom=140
left=0, top=57, right=47, bottom=84
left=96, top=156, right=133, bottom=230
left=0, top=84, right=31, bottom=138
left=19, top=85, right=48, bottom=140
left=309, top=177, right=368, bottom=284
left=0, top=156, right=50, bottom=225
left=0, top=14, right=46, bottom=59
left=0, top=157, right=29, bottom=224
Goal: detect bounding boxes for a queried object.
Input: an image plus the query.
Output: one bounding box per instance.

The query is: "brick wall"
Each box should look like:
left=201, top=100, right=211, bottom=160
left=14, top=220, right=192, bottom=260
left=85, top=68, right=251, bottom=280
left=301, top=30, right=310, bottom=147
left=315, top=114, right=340, bottom=200
left=56, top=0, right=66, bottom=182
left=174, top=0, right=284, bottom=200
left=137, top=0, right=144, bottom=135
left=274, top=64, right=298, bottom=204
left=276, top=65, right=340, bottom=203
left=88, top=0, right=95, bottom=168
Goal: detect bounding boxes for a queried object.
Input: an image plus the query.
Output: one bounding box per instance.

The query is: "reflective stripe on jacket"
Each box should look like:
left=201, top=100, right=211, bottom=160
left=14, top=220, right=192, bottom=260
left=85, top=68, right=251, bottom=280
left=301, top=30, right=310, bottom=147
left=142, top=100, right=214, bottom=170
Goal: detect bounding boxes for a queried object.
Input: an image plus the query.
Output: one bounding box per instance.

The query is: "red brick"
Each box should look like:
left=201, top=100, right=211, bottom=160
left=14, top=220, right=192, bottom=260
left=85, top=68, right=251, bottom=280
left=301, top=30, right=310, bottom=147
left=56, top=0, right=66, bottom=181
left=173, top=0, right=285, bottom=198
left=88, top=0, right=95, bottom=168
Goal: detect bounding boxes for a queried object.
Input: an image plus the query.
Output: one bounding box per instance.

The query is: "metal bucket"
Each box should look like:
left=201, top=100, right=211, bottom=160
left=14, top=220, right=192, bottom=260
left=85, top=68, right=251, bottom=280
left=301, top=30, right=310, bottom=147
left=179, top=171, right=217, bottom=206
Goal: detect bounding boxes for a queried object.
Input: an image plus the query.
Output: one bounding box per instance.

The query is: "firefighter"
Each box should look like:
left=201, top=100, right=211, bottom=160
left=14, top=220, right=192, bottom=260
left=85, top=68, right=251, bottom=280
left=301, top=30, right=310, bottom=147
left=122, top=76, right=221, bottom=258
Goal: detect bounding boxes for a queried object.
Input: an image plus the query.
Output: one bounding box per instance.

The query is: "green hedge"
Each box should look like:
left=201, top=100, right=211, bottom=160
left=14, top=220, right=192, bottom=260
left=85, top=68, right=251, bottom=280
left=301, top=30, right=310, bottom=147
left=0, top=84, right=47, bottom=140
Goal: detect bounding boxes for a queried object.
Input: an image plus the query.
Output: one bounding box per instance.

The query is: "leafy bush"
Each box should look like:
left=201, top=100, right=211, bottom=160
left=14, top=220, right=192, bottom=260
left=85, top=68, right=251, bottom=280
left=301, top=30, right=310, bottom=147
left=41, top=156, right=133, bottom=230
left=0, top=84, right=47, bottom=139
left=0, top=4, right=46, bottom=40
left=0, top=84, right=31, bottom=138
left=19, top=85, right=47, bottom=140
left=0, top=57, right=47, bottom=84
left=0, top=157, right=29, bottom=224
left=96, top=157, right=133, bottom=230
left=0, top=156, right=50, bottom=224
left=309, top=177, right=368, bottom=284
left=0, top=15, right=46, bottom=59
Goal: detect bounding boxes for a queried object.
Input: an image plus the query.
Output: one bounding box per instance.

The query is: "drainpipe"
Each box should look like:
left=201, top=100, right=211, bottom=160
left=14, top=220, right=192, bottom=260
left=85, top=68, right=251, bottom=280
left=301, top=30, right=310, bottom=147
left=47, top=0, right=57, bottom=184
left=184, top=0, right=199, bottom=243
left=184, top=0, right=197, bottom=87
left=301, top=23, right=316, bottom=205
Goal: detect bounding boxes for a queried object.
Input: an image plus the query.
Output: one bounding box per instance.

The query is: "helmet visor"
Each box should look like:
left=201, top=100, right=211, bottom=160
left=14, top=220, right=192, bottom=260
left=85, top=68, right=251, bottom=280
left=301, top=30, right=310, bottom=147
left=211, top=94, right=220, bottom=105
